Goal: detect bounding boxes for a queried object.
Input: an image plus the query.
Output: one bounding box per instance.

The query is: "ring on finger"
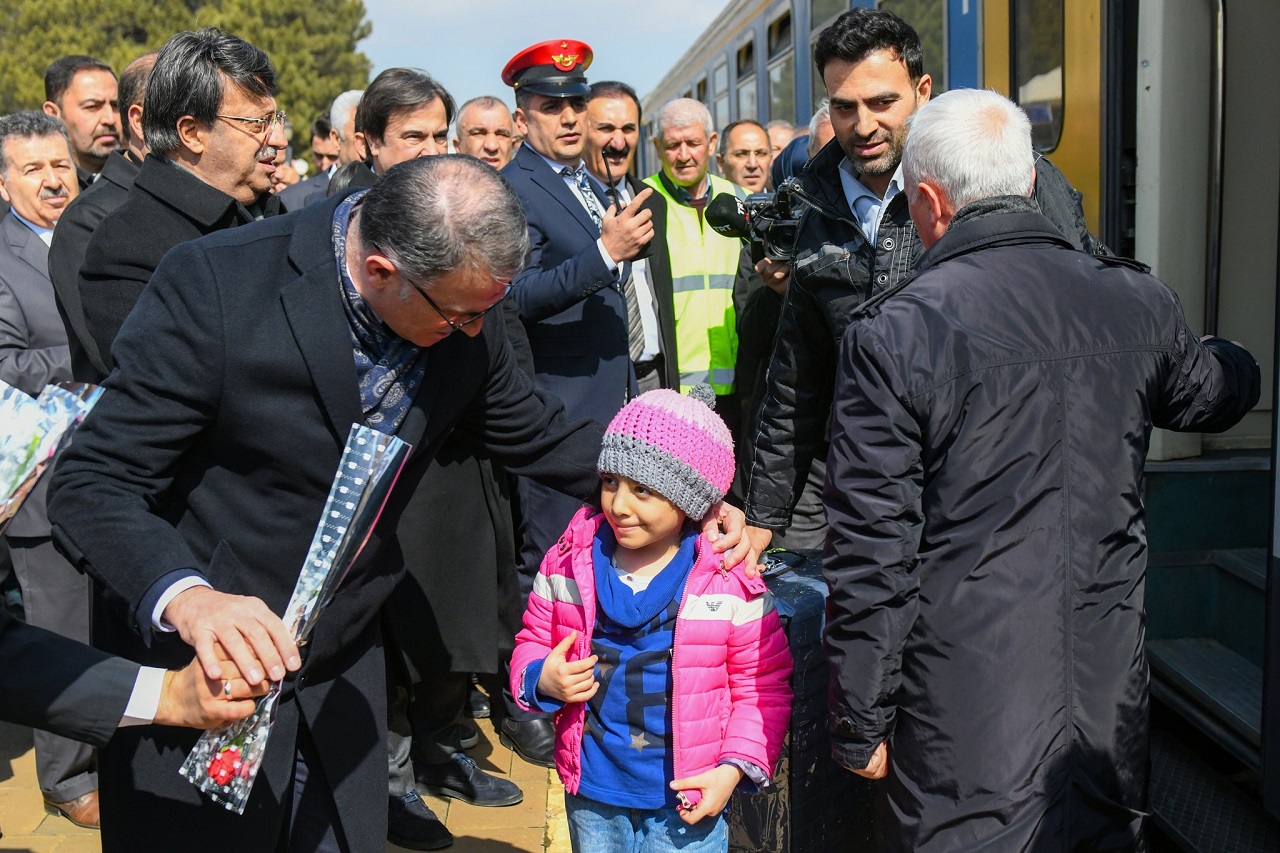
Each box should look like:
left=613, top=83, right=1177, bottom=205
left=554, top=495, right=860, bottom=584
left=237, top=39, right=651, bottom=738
left=222, top=680, right=232, bottom=698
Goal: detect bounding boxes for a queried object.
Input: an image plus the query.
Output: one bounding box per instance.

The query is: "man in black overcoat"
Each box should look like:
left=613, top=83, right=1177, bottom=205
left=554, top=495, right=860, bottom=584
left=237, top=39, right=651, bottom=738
left=47, top=156, right=603, bottom=851
left=77, top=29, right=285, bottom=379
left=823, top=89, right=1261, bottom=851
left=49, top=154, right=749, bottom=851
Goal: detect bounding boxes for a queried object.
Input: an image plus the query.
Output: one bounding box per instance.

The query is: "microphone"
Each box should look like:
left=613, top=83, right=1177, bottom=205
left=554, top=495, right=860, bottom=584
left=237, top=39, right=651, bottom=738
left=705, top=193, right=750, bottom=240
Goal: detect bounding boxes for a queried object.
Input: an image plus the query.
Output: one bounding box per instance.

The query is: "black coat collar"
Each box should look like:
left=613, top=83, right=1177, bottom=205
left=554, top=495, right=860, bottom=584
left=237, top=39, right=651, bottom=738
left=133, top=154, right=282, bottom=227
left=96, top=150, right=140, bottom=193
left=916, top=201, right=1076, bottom=275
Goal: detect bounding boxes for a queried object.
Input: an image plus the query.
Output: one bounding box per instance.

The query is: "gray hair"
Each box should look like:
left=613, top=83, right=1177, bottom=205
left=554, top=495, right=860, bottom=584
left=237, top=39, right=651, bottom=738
left=330, top=90, right=364, bottom=139
left=807, top=100, right=831, bottom=158
left=808, top=100, right=830, bottom=138
left=655, top=98, right=713, bottom=141
left=902, top=89, right=1035, bottom=210
left=0, top=111, right=71, bottom=174
left=358, top=155, right=530, bottom=287
left=458, top=96, right=508, bottom=120
left=765, top=119, right=793, bottom=133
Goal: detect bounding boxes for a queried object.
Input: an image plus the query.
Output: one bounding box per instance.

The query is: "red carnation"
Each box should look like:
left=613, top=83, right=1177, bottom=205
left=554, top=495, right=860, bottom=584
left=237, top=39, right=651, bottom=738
left=208, top=747, right=242, bottom=787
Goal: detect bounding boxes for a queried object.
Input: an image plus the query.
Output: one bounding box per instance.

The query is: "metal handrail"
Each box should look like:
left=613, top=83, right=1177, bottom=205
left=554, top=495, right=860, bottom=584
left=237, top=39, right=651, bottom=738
left=1204, top=0, right=1226, bottom=335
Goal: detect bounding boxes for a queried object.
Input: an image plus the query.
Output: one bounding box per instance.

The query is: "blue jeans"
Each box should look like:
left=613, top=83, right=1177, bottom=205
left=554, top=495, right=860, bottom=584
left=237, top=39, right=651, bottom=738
left=565, top=791, right=728, bottom=852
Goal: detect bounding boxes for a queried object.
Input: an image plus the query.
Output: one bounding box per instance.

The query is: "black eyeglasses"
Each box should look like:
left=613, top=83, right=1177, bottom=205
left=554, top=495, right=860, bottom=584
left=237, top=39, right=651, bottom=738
left=216, top=110, right=287, bottom=136
left=403, top=273, right=512, bottom=334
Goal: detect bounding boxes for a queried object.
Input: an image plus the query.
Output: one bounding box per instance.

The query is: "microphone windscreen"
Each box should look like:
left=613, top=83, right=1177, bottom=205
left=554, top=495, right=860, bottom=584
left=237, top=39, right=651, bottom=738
left=705, top=193, right=750, bottom=240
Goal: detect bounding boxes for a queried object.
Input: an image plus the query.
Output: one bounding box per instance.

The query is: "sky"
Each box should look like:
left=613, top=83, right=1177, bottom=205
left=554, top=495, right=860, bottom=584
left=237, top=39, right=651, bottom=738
left=359, top=0, right=731, bottom=116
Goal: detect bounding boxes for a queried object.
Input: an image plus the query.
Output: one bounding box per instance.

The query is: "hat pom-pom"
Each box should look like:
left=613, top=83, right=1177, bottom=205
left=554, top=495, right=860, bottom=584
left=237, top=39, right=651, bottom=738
left=687, top=384, right=716, bottom=409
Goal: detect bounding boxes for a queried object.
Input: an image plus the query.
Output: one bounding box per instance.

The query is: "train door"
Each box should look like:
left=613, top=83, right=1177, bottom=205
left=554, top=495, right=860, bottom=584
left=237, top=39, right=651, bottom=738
left=977, top=0, right=1280, bottom=846
left=1110, top=0, right=1280, bottom=847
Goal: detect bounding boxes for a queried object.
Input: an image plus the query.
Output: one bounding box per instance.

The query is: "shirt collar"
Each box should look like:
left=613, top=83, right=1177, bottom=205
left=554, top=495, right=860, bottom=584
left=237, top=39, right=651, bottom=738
left=533, top=148, right=584, bottom=176
left=838, top=158, right=905, bottom=206
left=657, top=170, right=710, bottom=208
left=10, top=209, right=54, bottom=245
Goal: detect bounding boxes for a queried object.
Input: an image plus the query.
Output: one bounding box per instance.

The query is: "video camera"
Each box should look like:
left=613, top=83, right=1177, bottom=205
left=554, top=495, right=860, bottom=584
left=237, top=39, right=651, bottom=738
left=705, top=179, right=804, bottom=263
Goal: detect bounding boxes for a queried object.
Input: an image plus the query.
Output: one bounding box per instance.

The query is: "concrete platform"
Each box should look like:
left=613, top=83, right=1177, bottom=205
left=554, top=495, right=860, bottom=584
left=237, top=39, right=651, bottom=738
left=0, top=711, right=569, bottom=852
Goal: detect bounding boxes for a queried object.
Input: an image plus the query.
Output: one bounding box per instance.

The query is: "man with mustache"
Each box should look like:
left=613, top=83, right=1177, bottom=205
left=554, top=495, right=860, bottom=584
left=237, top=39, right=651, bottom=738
left=42, top=55, right=120, bottom=190
left=500, top=41, right=656, bottom=767
left=583, top=80, right=677, bottom=392
left=77, top=28, right=286, bottom=374
left=452, top=96, right=516, bottom=169
left=0, top=110, right=97, bottom=827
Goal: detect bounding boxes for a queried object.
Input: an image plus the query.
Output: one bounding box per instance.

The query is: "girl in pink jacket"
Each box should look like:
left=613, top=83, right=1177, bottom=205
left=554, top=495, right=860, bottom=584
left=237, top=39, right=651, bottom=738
left=511, top=386, right=792, bottom=852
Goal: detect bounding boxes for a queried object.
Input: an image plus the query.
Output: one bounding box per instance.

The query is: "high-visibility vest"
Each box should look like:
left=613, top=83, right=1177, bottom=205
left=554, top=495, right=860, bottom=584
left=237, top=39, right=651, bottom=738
left=643, top=173, right=746, bottom=395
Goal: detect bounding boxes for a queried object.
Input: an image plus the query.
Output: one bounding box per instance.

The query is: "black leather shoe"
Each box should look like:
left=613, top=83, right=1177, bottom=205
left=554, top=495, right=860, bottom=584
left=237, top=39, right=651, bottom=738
left=499, top=717, right=556, bottom=769
left=388, top=791, right=452, bottom=850
left=416, top=753, right=523, bottom=807
left=465, top=684, right=491, bottom=719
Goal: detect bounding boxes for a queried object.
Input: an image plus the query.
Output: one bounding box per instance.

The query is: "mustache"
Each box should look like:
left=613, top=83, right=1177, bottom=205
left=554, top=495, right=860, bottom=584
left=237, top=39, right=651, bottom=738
left=39, top=186, right=69, bottom=200
left=602, top=144, right=631, bottom=159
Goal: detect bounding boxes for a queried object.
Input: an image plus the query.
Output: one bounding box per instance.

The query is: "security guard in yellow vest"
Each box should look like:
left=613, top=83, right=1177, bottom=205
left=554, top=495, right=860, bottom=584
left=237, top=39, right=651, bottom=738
left=644, top=98, right=748, bottom=406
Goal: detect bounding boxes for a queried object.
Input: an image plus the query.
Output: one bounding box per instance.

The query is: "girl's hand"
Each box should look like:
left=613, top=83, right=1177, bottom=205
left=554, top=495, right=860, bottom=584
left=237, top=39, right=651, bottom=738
left=536, top=631, right=598, bottom=703
left=669, top=764, right=743, bottom=824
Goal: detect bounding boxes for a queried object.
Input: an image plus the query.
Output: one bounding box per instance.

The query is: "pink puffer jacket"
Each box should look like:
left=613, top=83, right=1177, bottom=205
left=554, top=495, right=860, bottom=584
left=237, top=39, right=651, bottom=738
left=511, top=507, right=793, bottom=795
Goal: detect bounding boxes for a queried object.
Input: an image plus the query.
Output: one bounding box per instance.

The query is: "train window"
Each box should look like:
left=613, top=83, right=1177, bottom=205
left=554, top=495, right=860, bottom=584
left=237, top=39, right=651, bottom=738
left=737, top=41, right=755, bottom=77
left=713, top=63, right=728, bottom=94
left=738, top=78, right=758, bottom=121
left=876, top=0, right=946, bottom=92
left=769, top=54, right=796, bottom=123
left=1012, top=0, right=1064, bottom=151
left=811, top=0, right=848, bottom=30
left=812, top=39, right=827, bottom=110
left=768, top=12, right=793, bottom=58
left=714, top=94, right=730, bottom=129
left=696, top=78, right=708, bottom=103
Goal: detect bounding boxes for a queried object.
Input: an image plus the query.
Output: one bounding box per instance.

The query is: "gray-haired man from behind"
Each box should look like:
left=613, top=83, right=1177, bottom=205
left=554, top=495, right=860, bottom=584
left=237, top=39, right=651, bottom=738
left=823, top=88, right=1260, bottom=851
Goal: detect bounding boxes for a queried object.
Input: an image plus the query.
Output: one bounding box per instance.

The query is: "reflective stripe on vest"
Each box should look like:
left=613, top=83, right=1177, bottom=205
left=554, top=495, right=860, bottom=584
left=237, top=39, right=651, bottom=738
left=678, top=367, right=737, bottom=389
left=644, top=173, right=746, bottom=396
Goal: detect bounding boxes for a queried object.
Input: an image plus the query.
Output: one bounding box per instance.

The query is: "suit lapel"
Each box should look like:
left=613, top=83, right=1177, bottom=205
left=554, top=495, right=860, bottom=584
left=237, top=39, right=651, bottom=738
left=280, top=202, right=362, bottom=441
left=3, top=215, right=49, bottom=279
left=519, top=147, right=599, bottom=237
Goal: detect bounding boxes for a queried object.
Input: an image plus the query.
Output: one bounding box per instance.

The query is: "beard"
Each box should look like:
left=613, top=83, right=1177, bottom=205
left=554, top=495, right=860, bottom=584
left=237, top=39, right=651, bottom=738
left=840, top=122, right=909, bottom=178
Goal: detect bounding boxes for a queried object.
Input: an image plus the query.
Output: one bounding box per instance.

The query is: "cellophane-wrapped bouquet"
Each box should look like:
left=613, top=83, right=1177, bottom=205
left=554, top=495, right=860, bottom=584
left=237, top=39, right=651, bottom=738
left=179, top=423, right=412, bottom=813
left=0, top=380, right=104, bottom=535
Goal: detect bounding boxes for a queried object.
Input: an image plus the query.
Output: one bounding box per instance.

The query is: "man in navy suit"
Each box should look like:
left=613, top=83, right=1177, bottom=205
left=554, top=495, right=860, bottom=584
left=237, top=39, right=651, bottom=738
left=498, top=40, right=655, bottom=766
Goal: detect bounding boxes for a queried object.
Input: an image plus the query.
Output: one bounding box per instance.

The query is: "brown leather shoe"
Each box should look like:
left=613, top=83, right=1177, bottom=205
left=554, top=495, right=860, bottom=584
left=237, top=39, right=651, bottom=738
left=43, top=790, right=100, bottom=829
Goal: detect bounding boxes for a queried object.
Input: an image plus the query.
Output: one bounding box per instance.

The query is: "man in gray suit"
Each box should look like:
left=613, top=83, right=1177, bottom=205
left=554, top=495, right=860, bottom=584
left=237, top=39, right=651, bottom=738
left=0, top=110, right=99, bottom=829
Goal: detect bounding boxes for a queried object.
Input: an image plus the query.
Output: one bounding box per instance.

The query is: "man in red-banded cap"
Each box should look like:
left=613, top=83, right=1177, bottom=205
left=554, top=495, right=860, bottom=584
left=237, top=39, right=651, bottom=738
left=498, top=40, right=660, bottom=768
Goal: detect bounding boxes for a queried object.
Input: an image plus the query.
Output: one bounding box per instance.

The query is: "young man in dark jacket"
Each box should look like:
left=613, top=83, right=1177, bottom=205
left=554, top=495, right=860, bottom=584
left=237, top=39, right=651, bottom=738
left=824, top=88, right=1259, bottom=851
left=742, top=9, right=1107, bottom=546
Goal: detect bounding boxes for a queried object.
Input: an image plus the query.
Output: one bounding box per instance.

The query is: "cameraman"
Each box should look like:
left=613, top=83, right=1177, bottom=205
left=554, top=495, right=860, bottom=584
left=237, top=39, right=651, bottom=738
left=743, top=9, right=1105, bottom=542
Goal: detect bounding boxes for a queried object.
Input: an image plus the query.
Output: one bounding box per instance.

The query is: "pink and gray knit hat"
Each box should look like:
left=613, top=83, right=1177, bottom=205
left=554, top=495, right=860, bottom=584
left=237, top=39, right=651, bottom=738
left=598, top=385, right=735, bottom=520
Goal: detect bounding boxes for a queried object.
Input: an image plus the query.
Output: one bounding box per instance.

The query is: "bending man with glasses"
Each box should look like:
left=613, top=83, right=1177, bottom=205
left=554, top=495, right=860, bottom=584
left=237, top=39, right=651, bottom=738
left=77, top=28, right=286, bottom=374
left=50, top=147, right=758, bottom=851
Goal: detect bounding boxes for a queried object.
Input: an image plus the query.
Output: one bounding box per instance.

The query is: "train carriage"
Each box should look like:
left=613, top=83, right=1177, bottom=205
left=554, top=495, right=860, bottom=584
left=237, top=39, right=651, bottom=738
left=644, top=1, right=1280, bottom=848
